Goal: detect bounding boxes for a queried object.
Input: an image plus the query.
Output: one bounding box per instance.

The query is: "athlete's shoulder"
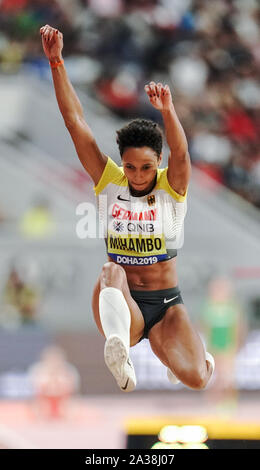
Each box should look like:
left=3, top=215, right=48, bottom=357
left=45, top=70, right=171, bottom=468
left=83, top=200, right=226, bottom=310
left=156, top=167, right=188, bottom=202
left=94, top=156, right=127, bottom=195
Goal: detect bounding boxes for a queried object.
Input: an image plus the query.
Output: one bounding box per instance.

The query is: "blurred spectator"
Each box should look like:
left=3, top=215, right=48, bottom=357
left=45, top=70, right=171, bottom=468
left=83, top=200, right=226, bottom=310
left=0, top=0, right=74, bottom=70
left=0, top=0, right=70, bottom=37
left=28, top=345, right=80, bottom=419
left=1, top=265, right=40, bottom=325
left=19, top=197, right=56, bottom=238
left=200, top=276, right=247, bottom=410
left=169, top=53, right=209, bottom=97
left=88, top=0, right=123, bottom=17
left=0, top=39, right=25, bottom=73
left=0, top=0, right=29, bottom=13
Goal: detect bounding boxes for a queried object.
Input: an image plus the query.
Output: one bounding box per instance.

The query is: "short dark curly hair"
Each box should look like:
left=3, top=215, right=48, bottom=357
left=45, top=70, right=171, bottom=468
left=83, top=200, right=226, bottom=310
left=116, top=118, right=163, bottom=158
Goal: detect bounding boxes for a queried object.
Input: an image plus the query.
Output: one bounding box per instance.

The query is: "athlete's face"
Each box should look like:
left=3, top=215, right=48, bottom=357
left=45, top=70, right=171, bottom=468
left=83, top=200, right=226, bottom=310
left=122, top=147, right=162, bottom=196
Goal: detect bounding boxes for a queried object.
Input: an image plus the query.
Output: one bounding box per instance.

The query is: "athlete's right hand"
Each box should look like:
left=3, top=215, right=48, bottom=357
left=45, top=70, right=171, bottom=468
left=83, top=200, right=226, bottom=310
left=40, top=24, right=63, bottom=61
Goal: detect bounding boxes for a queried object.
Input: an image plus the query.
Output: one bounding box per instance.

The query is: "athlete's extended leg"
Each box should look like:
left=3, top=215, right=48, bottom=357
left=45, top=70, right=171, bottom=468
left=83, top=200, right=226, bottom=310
left=92, top=262, right=144, bottom=392
left=148, top=303, right=214, bottom=390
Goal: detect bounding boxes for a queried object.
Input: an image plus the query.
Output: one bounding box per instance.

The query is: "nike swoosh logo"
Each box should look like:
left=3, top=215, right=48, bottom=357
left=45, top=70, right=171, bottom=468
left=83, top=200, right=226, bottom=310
left=117, top=195, right=130, bottom=202
left=163, top=295, right=179, bottom=304
left=121, top=378, right=129, bottom=391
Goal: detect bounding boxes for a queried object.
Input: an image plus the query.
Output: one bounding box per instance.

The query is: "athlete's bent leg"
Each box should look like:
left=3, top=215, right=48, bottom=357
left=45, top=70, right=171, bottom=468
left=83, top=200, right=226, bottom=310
left=99, top=287, right=131, bottom=351
left=91, top=262, right=144, bottom=392
left=92, top=262, right=145, bottom=345
left=148, top=303, right=214, bottom=390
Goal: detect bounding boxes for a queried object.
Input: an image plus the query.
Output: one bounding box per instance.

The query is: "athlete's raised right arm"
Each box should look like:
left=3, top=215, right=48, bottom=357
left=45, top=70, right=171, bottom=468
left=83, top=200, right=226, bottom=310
left=40, top=25, right=107, bottom=185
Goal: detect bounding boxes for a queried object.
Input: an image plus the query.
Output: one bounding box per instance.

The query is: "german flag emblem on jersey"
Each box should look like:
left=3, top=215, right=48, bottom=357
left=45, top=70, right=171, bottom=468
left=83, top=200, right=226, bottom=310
left=147, top=195, right=155, bottom=206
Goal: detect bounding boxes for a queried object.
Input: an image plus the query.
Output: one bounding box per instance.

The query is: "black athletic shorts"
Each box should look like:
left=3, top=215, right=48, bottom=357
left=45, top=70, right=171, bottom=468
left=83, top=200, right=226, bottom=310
left=130, top=286, right=184, bottom=341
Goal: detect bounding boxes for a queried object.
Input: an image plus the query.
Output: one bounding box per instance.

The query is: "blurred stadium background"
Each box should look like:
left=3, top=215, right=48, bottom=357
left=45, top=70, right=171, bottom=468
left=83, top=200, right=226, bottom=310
left=0, top=0, right=260, bottom=450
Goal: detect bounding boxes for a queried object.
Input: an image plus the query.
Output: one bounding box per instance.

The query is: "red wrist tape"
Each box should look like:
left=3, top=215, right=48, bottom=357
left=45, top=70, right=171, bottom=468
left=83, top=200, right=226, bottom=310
left=50, top=59, right=64, bottom=69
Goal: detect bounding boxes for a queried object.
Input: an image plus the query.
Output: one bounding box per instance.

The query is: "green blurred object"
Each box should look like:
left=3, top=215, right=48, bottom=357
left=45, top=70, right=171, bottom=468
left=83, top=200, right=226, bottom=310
left=201, top=300, right=239, bottom=353
left=13, top=11, right=39, bottom=39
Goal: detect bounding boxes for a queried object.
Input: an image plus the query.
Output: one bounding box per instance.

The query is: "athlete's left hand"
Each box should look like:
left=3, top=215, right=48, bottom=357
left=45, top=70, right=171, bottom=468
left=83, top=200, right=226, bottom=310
left=144, top=81, right=173, bottom=111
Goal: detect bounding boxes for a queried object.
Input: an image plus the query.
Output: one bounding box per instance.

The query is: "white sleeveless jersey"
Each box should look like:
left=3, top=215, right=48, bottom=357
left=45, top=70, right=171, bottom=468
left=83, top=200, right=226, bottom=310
left=94, top=157, right=187, bottom=266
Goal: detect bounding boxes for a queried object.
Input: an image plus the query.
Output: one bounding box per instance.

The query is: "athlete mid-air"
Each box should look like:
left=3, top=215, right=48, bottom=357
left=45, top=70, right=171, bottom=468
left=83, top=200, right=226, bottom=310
left=40, top=24, right=214, bottom=392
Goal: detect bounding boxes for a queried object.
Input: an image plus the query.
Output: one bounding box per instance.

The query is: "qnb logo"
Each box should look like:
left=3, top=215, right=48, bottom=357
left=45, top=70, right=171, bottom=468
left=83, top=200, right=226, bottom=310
left=113, top=221, right=124, bottom=232
left=127, top=222, right=154, bottom=233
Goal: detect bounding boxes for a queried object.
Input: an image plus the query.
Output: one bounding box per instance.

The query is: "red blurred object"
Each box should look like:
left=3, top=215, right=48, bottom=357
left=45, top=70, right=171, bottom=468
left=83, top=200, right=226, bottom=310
left=224, top=108, right=257, bottom=142
left=96, top=79, right=139, bottom=110
left=0, top=0, right=28, bottom=12
left=194, top=161, right=224, bottom=184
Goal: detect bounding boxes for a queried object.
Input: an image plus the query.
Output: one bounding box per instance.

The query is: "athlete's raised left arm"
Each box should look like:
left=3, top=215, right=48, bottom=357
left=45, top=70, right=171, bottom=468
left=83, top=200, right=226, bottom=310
left=144, top=82, right=191, bottom=196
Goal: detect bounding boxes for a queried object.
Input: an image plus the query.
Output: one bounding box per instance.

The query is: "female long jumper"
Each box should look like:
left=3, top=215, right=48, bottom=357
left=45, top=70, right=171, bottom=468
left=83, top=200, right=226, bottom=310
left=40, top=25, right=214, bottom=392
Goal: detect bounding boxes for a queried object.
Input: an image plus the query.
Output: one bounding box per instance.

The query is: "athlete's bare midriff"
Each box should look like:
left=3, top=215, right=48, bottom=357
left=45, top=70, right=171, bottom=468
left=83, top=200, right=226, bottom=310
left=108, top=255, right=178, bottom=290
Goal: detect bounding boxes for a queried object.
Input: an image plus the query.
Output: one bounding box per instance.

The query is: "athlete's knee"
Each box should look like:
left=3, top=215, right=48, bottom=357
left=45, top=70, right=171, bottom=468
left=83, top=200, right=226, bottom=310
left=168, top=361, right=209, bottom=390
left=100, top=262, right=126, bottom=289
left=102, top=261, right=125, bottom=278
left=188, top=366, right=209, bottom=390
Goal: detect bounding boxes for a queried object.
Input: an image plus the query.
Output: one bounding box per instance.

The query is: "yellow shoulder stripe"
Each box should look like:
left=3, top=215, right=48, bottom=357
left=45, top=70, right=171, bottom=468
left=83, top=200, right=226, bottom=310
left=157, top=168, right=188, bottom=202
left=94, top=157, right=127, bottom=195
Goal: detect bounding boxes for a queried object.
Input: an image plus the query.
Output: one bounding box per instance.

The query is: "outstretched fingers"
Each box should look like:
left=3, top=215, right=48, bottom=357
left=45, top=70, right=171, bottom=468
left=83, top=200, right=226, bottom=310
left=163, top=84, right=171, bottom=96
left=144, top=81, right=171, bottom=101
left=145, top=81, right=158, bottom=99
